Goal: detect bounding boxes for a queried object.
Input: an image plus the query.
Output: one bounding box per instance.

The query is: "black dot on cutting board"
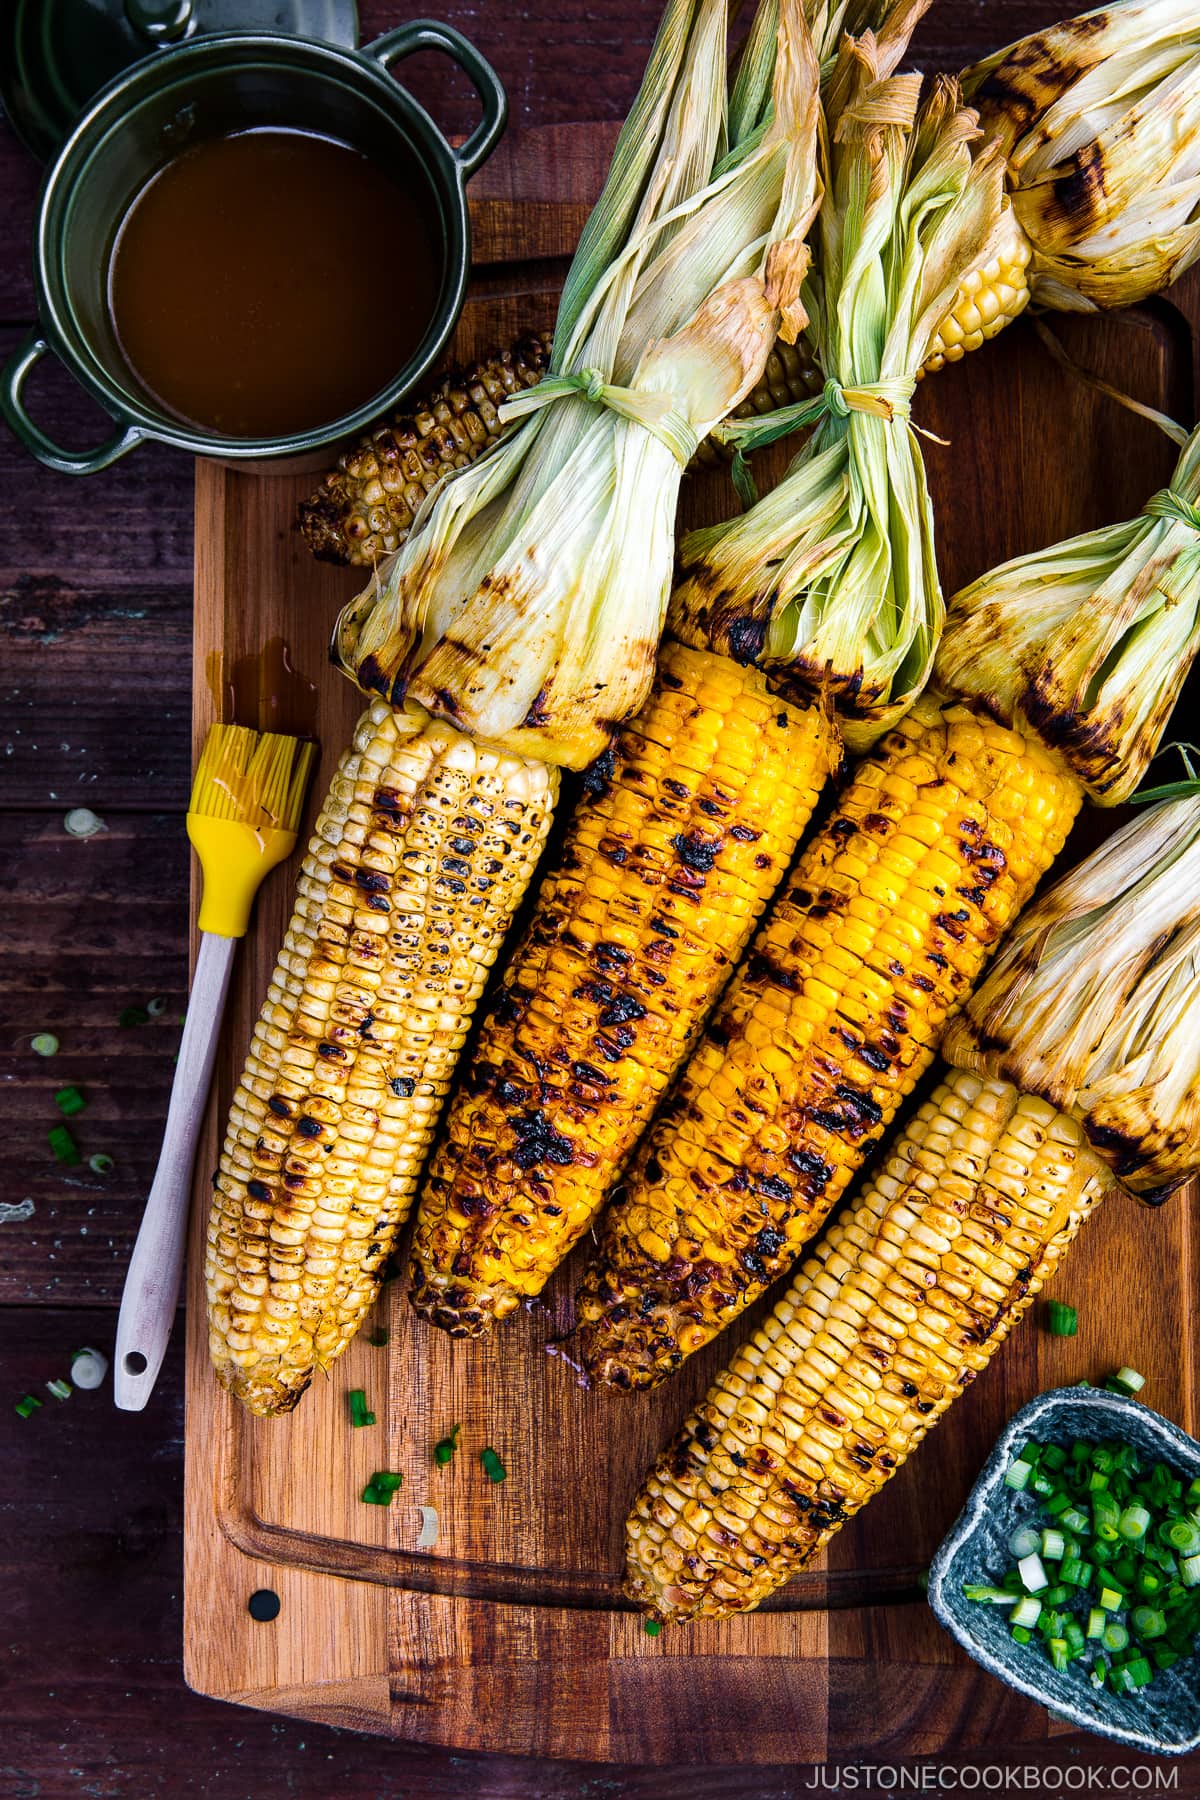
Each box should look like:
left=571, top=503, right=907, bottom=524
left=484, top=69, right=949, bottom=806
left=247, top=1589, right=281, bottom=1622
left=123, top=1351, right=148, bottom=1376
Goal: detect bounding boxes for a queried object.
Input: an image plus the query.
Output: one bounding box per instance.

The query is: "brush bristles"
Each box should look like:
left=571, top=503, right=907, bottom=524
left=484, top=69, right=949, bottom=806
left=191, top=725, right=316, bottom=833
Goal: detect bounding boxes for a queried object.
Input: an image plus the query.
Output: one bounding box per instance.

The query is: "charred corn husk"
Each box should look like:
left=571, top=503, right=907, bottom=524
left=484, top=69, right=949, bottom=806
left=672, top=58, right=1007, bottom=748
left=625, top=1068, right=1115, bottom=1621
left=409, top=641, right=837, bottom=1334
left=298, top=335, right=553, bottom=567
left=298, top=337, right=822, bottom=569
left=205, top=701, right=557, bottom=1415
left=334, top=0, right=822, bottom=770
left=944, top=793, right=1200, bottom=1200
left=963, top=0, right=1200, bottom=317
left=576, top=699, right=1081, bottom=1390
left=934, top=423, right=1200, bottom=805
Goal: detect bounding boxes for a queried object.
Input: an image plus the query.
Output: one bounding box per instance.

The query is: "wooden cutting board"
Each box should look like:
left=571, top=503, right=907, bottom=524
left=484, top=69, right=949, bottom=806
left=183, top=121, right=1200, bottom=1763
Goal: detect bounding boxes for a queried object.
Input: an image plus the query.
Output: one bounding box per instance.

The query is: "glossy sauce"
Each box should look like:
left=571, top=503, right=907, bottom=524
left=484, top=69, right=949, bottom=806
left=107, top=127, right=440, bottom=439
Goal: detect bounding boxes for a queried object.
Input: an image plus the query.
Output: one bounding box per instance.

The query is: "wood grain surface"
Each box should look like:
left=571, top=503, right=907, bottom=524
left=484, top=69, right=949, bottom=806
left=5, top=0, right=1200, bottom=1791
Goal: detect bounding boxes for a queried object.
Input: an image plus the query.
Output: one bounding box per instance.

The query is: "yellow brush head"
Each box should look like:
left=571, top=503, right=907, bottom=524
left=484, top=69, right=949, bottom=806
left=187, top=724, right=317, bottom=938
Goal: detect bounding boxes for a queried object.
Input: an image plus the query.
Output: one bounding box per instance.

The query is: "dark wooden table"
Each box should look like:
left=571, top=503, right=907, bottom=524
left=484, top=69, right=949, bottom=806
left=4, top=4, right=1200, bottom=1795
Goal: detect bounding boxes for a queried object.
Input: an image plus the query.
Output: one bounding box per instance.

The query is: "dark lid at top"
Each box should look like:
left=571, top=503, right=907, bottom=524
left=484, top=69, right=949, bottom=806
left=0, top=0, right=359, bottom=160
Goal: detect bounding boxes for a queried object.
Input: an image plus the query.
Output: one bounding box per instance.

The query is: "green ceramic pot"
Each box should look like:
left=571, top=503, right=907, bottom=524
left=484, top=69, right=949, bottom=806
left=0, top=22, right=506, bottom=473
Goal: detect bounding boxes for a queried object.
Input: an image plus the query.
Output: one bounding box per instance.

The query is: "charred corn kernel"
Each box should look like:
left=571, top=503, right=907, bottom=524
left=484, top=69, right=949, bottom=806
left=409, top=641, right=838, bottom=1334
left=205, top=700, right=557, bottom=1415
left=297, top=335, right=553, bottom=566
left=626, top=1069, right=1116, bottom=1622
left=922, top=210, right=1033, bottom=374
left=576, top=698, right=1081, bottom=1391
left=299, top=336, right=822, bottom=567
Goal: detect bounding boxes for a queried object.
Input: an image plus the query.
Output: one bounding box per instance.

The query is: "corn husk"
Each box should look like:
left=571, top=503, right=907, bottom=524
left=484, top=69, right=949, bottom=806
left=962, top=0, right=1200, bottom=312
left=332, top=0, right=821, bottom=771
left=943, top=794, right=1200, bottom=1199
left=666, top=33, right=1005, bottom=750
left=934, top=424, right=1200, bottom=805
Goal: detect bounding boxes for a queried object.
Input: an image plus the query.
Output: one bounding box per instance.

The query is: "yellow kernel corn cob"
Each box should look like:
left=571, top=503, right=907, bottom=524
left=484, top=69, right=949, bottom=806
left=409, top=642, right=839, bottom=1334
left=205, top=700, right=558, bottom=1415
left=297, top=339, right=821, bottom=568
left=625, top=1067, right=1115, bottom=1622
left=923, top=207, right=1033, bottom=374
left=576, top=699, right=1081, bottom=1391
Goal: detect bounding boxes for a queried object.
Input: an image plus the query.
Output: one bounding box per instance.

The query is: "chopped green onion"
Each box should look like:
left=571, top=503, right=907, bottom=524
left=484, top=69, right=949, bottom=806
left=64, top=807, right=104, bottom=838
left=1010, top=1595, right=1042, bottom=1629
left=1119, top=1504, right=1151, bottom=1542
left=1110, top=1366, right=1146, bottom=1397
left=348, top=1389, right=376, bottom=1429
left=1086, top=1608, right=1106, bottom=1639
left=1100, top=1586, right=1124, bottom=1613
left=480, top=1446, right=506, bottom=1484
left=1166, top=1520, right=1200, bottom=1555
left=146, top=995, right=168, bottom=1017
left=118, top=1006, right=150, bottom=1028
left=70, top=1347, right=107, bottom=1389
left=15, top=1394, right=41, bottom=1418
left=1041, top=1529, right=1066, bottom=1562
left=1102, top=1622, right=1129, bottom=1653
left=1060, top=1507, right=1090, bottom=1537
left=1131, top=1606, right=1167, bottom=1639
left=364, top=1329, right=389, bottom=1347
left=1125, top=1656, right=1153, bottom=1689
left=1018, top=1552, right=1048, bottom=1594
left=48, top=1124, right=80, bottom=1166
left=1041, top=1446, right=1068, bottom=1473
left=1008, top=1525, right=1042, bottom=1560
left=434, top=1424, right=461, bottom=1467
left=31, top=1032, right=59, bottom=1057
left=1011, top=1624, right=1033, bottom=1645
left=964, top=1584, right=1019, bottom=1604
left=1047, top=1300, right=1078, bottom=1337
left=361, top=1471, right=402, bottom=1506
left=644, top=1619, right=662, bottom=1637
left=1060, top=1559, right=1091, bottom=1588
left=1041, top=1585, right=1071, bottom=1607
left=1047, top=1637, right=1070, bottom=1674
left=45, top=1378, right=71, bottom=1401
left=87, top=1153, right=114, bottom=1175
left=54, top=1085, right=85, bottom=1117
left=1179, top=1553, right=1200, bottom=1587
left=1004, top=1458, right=1034, bottom=1491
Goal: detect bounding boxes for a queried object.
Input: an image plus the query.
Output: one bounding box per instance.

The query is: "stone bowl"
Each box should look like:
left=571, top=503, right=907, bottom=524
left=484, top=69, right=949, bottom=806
left=927, top=1386, right=1200, bottom=1757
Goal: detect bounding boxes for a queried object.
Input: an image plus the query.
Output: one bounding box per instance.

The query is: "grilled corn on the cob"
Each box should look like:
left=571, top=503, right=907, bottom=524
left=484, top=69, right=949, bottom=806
left=298, top=339, right=821, bottom=569
left=298, top=335, right=553, bottom=567
left=409, top=642, right=837, bottom=1334
left=575, top=699, right=1081, bottom=1390
left=205, top=700, right=557, bottom=1415
left=625, top=1067, right=1115, bottom=1622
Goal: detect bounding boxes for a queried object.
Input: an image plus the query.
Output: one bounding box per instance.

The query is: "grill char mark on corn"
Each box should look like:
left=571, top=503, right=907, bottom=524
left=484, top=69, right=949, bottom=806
left=575, top=700, right=1081, bottom=1391
left=625, top=1068, right=1115, bottom=1622
left=409, top=642, right=838, bottom=1334
left=205, top=700, right=557, bottom=1415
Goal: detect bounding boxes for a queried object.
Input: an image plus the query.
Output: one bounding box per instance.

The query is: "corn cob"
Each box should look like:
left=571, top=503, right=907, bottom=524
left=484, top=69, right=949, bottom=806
left=575, top=698, right=1081, bottom=1390
left=205, top=700, right=558, bottom=1415
left=625, top=1067, right=1115, bottom=1622
left=409, top=641, right=838, bottom=1334
left=922, top=206, right=1032, bottom=373
left=297, top=334, right=553, bottom=567
left=298, top=338, right=821, bottom=569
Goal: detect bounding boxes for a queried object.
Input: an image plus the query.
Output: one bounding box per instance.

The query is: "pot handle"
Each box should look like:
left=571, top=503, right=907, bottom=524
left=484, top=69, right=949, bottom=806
left=0, top=332, right=143, bottom=476
left=366, top=21, right=508, bottom=181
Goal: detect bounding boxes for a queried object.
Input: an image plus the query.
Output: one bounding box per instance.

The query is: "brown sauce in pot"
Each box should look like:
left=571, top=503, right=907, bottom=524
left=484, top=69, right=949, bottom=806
left=107, top=127, right=440, bottom=439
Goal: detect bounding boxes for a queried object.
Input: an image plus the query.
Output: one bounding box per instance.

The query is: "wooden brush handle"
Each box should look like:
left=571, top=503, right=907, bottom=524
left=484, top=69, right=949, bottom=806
left=114, top=930, right=238, bottom=1411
